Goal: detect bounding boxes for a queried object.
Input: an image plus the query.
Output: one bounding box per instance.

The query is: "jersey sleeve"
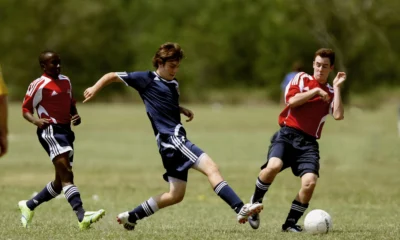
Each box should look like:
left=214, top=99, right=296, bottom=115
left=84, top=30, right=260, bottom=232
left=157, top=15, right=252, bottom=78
left=284, top=72, right=305, bottom=104
left=116, top=71, right=152, bottom=92
left=22, top=79, right=43, bottom=114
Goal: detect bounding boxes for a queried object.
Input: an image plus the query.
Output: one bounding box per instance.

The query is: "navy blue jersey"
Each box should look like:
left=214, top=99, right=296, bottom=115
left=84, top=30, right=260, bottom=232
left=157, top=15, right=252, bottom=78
left=116, top=71, right=185, bottom=137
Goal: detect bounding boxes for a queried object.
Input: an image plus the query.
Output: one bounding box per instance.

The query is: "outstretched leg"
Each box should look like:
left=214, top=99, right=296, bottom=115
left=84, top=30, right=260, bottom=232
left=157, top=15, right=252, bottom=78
left=117, top=177, right=186, bottom=230
left=192, top=154, right=263, bottom=224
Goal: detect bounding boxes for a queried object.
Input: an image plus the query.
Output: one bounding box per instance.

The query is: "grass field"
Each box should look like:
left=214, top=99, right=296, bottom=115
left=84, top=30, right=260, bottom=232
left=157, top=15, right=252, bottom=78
left=1, top=102, right=399, bottom=240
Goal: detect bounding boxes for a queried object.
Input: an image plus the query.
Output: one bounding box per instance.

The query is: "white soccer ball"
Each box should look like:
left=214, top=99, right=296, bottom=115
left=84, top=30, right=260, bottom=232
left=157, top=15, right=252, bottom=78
left=304, top=209, right=332, bottom=234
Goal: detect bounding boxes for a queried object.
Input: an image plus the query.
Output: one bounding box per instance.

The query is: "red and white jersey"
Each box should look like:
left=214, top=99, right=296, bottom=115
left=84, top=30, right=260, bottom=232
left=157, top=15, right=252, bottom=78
left=279, top=72, right=334, bottom=139
left=22, top=74, right=76, bottom=124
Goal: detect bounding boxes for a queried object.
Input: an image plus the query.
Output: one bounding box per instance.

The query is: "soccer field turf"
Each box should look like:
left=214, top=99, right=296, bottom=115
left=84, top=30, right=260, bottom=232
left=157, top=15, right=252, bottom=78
left=1, top=103, right=399, bottom=239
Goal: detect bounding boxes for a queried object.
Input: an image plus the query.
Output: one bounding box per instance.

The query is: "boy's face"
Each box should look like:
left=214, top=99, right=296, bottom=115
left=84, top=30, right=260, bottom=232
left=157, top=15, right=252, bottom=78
left=313, top=56, right=333, bottom=83
left=41, top=53, right=61, bottom=78
left=158, top=60, right=180, bottom=80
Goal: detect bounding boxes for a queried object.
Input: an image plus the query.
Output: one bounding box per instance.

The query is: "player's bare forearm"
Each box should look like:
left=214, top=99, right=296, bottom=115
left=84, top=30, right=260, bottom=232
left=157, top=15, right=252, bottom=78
left=83, top=72, right=123, bottom=103
left=0, top=95, right=8, bottom=135
left=23, top=111, right=38, bottom=125
left=332, top=87, right=344, bottom=120
left=94, top=73, right=122, bottom=90
left=287, top=89, right=319, bottom=108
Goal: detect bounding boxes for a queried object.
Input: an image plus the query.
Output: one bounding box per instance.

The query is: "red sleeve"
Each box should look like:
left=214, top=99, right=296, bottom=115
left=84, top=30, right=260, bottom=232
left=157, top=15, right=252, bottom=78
left=285, top=72, right=305, bottom=103
left=22, top=79, right=43, bottom=114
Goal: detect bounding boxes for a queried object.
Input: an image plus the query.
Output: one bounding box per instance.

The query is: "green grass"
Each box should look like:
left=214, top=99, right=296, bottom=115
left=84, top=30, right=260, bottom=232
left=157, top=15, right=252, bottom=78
left=1, top=102, right=399, bottom=239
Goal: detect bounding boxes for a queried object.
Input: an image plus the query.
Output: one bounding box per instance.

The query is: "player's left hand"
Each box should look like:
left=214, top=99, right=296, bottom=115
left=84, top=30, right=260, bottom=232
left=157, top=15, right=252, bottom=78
left=180, top=107, right=194, bottom=122
left=71, top=114, right=81, bottom=126
left=333, top=72, right=346, bottom=88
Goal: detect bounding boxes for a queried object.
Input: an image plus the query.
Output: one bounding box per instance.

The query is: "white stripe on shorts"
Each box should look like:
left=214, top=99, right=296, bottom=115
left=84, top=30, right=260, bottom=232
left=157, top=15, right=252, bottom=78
left=41, top=125, right=73, bottom=161
left=170, top=136, right=198, bottom=162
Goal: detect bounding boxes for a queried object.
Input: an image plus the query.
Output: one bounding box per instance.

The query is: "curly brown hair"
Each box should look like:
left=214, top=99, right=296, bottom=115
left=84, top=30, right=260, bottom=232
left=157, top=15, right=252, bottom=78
left=152, top=42, right=184, bottom=68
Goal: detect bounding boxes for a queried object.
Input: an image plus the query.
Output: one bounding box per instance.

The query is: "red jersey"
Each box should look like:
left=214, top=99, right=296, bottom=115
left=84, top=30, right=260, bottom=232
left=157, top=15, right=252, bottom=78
left=22, top=74, right=76, bottom=124
left=279, top=72, right=334, bottom=139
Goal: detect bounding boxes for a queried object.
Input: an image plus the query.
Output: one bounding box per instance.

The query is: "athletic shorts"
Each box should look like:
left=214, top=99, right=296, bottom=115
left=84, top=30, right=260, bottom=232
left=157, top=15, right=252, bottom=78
left=37, top=124, right=74, bottom=164
left=157, top=134, right=204, bottom=182
left=261, top=126, right=320, bottom=177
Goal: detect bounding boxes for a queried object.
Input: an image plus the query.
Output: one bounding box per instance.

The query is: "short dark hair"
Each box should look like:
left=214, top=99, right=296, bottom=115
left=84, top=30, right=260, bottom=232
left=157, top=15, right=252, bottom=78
left=152, top=42, right=184, bottom=68
left=314, top=48, right=335, bottom=66
left=39, top=50, right=58, bottom=65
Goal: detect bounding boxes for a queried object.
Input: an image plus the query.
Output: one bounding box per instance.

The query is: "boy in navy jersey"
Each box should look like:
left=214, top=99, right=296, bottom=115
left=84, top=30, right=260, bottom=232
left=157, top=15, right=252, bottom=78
left=83, top=42, right=263, bottom=230
left=248, top=48, right=346, bottom=232
left=18, top=51, right=105, bottom=230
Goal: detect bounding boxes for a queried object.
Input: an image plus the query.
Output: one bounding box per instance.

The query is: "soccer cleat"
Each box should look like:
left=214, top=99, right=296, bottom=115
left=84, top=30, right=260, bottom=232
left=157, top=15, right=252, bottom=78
left=78, top=209, right=106, bottom=230
left=117, top=211, right=136, bottom=231
left=18, top=200, right=35, bottom=228
left=237, top=202, right=263, bottom=224
left=248, top=195, right=261, bottom=229
left=282, top=224, right=303, bottom=232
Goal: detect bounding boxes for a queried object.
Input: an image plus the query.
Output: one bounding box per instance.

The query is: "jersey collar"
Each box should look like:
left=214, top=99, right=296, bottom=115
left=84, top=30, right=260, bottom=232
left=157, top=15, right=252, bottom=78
left=42, top=73, right=60, bottom=80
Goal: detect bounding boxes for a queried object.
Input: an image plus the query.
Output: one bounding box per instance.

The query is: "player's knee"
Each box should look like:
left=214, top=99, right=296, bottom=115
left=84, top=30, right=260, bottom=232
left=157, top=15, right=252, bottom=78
left=169, top=192, right=185, bottom=204
left=302, top=180, right=317, bottom=192
left=265, top=157, right=283, bottom=174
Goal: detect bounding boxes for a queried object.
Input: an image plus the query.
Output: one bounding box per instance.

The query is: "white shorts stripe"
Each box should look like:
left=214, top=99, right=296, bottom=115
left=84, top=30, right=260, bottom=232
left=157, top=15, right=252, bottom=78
left=41, top=125, right=73, bottom=161
left=170, top=136, right=198, bottom=162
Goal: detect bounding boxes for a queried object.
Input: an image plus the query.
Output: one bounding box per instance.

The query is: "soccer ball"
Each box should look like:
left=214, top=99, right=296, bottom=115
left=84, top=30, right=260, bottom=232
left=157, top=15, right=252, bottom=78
left=304, top=209, right=332, bottom=234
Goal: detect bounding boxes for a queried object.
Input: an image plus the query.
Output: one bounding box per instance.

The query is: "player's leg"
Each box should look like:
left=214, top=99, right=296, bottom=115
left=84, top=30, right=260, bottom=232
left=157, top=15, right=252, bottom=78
left=53, top=153, right=105, bottom=230
left=248, top=130, right=290, bottom=229
left=282, top=135, right=320, bottom=232
left=192, top=153, right=263, bottom=224
left=18, top=126, right=65, bottom=228
left=117, top=177, right=186, bottom=230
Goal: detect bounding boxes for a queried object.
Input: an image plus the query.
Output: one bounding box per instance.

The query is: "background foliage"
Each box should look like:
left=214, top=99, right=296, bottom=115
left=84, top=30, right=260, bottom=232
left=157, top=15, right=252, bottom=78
left=1, top=0, right=399, bottom=103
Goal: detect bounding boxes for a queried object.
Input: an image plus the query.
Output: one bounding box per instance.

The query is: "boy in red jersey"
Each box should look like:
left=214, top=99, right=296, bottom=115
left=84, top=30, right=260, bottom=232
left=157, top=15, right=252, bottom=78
left=18, top=51, right=105, bottom=230
left=248, top=48, right=346, bottom=232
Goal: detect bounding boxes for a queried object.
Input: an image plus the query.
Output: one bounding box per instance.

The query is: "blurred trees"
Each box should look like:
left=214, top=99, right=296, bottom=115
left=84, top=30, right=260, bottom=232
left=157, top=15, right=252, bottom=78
left=0, top=0, right=399, bottom=103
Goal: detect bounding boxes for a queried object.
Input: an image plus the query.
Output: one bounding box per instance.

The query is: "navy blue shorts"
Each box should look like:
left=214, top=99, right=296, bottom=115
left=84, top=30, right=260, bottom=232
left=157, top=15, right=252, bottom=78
left=37, top=124, right=75, bottom=164
left=261, top=126, right=320, bottom=177
left=157, top=135, right=204, bottom=182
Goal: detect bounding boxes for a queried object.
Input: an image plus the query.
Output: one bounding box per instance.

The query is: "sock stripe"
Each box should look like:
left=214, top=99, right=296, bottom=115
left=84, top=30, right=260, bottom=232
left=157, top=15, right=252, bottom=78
left=141, top=202, right=152, bottom=216
left=256, top=179, right=270, bottom=190
left=291, top=205, right=307, bottom=212
left=46, top=182, right=59, bottom=197
left=64, top=186, right=79, bottom=200
left=214, top=181, right=228, bottom=194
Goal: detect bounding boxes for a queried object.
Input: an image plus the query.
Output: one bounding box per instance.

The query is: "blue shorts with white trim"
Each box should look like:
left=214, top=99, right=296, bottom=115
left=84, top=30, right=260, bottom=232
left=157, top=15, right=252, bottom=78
left=37, top=124, right=75, bottom=164
left=157, top=134, right=204, bottom=182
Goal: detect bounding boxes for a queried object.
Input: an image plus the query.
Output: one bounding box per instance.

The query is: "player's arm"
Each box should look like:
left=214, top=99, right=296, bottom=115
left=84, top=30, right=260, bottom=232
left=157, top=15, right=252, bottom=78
left=70, top=95, right=81, bottom=126
left=22, top=81, right=50, bottom=128
left=179, top=106, right=194, bottom=122
left=83, top=72, right=123, bottom=103
left=287, top=88, right=329, bottom=108
left=331, top=72, right=346, bottom=120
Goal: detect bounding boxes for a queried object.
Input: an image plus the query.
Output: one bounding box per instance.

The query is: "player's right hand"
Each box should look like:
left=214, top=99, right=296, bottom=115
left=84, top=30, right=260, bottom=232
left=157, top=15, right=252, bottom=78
left=83, top=87, right=96, bottom=103
left=34, top=118, right=51, bottom=129
left=316, top=88, right=330, bottom=102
